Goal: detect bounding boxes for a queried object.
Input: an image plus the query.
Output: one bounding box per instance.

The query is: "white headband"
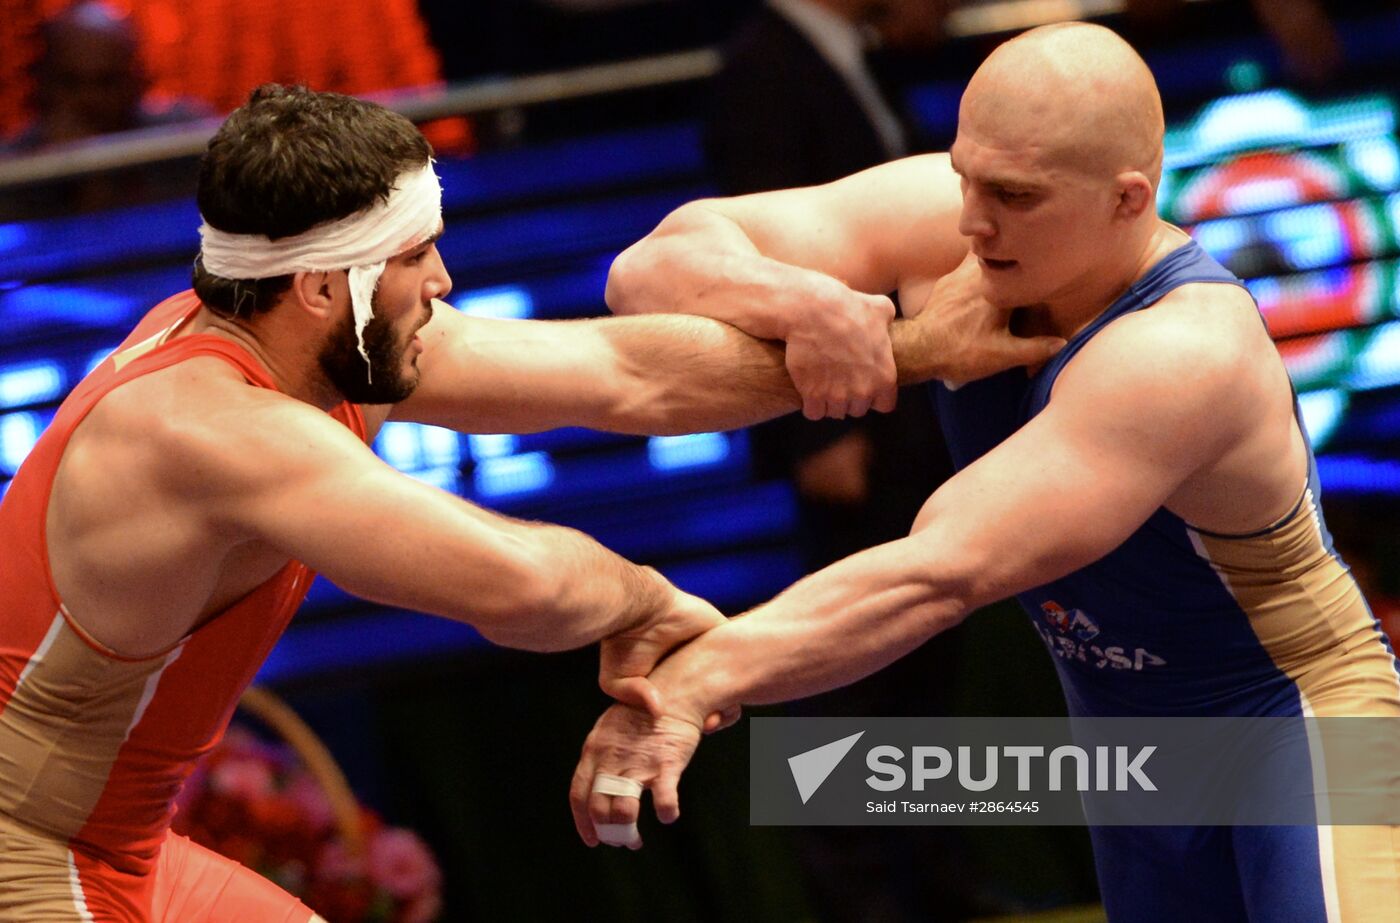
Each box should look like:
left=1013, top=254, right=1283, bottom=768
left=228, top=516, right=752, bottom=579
left=197, top=162, right=443, bottom=381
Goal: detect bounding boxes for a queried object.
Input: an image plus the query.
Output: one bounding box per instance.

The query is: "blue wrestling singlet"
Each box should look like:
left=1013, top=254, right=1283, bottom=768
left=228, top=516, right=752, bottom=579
left=934, top=240, right=1400, bottom=922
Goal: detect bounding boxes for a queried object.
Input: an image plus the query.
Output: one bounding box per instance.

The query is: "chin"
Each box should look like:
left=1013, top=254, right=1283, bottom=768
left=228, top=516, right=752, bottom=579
left=983, top=283, right=1025, bottom=310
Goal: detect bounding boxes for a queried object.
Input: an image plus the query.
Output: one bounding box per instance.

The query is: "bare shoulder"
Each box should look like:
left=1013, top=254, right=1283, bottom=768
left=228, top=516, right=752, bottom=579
left=829, top=154, right=967, bottom=293
left=1081, top=280, right=1261, bottom=374
left=1055, top=281, right=1271, bottom=446
left=89, top=357, right=372, bottom=504
left=832, top=152, right=959, bottom=200
left=826, top=154, right=961, bottom=242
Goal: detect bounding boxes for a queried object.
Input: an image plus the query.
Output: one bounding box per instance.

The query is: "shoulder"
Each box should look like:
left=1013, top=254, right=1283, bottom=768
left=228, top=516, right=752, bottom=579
left=92, top=358, right=371, bottom=502
left=818, top=154, right=966, bottom=293
left=839, top=153, right=958, bottom=200
left=1054, top=283, right=1269, bottom=449
left=1115, top=278, right=1265, bottom=382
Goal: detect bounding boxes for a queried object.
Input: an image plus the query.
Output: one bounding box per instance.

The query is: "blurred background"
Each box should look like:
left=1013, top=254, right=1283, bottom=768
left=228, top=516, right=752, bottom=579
left=2, top=0, right=1398, bottom=920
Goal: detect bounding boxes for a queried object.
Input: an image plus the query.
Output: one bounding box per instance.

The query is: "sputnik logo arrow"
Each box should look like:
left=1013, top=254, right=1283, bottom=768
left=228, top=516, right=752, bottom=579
left=788, top=731, right=865, bottom=804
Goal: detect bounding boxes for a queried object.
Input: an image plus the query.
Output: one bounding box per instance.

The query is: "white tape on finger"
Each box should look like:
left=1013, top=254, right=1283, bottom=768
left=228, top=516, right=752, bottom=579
left=592, top=773, right=644, bottom=799
left=594, top=822, right=641, bottom=848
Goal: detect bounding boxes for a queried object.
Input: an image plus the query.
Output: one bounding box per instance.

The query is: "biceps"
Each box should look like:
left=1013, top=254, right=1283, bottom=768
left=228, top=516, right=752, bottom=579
left=911, top=420, right=1182, bottom=604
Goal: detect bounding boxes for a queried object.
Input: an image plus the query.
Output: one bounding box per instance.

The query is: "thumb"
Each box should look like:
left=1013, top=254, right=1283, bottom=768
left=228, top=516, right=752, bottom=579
left=601, top=675, right=666, bottom=718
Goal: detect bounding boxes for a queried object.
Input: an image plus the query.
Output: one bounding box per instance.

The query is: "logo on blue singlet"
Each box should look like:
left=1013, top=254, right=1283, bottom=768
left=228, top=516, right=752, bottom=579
left=1040, top=600, right=1100, bottom=641
left=1035, top=600, right=1168, bottom=672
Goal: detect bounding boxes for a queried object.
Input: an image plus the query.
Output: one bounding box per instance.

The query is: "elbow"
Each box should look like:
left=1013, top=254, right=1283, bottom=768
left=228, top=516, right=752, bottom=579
left=605, top=244, right=647, bottom=316
left=605, top=201, right=712, bottom=316
left=596, top=342, right=694, bottom=436
left=464, top=535, right=570, bottom=652
left=605, top=380, right=691, bottom=436
left=907, top=524, right=998, bottom=624
left=604, top=238, right=658, bottom=317
left=938, top=542, right=1028, bottom=617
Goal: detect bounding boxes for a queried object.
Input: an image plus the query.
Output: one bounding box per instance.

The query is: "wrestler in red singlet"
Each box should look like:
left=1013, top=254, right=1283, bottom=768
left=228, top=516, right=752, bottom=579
left=0, top=291, right=342, bottom=921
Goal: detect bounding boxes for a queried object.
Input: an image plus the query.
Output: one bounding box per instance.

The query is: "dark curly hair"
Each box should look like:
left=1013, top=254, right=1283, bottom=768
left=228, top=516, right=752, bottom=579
left=192, top=84, right=432, bottom=318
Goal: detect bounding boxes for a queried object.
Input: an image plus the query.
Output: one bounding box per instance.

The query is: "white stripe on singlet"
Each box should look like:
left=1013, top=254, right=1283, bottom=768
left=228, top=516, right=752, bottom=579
left=15, top=610, right=66, bottom=689
left=65, top=849, right=96, bottom=923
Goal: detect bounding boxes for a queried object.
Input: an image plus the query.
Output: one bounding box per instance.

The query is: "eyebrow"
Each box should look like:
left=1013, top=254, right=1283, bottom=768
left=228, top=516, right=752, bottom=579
left=948, top=150, right=1036, bottom=190
left=405, top=225, right=446, bottom=255
left=958, top=166, right=1040, bottom=193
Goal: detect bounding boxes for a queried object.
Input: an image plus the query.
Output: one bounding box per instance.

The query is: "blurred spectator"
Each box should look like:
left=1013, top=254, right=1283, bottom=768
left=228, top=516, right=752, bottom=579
left=12, top=1, right=205, bottom=149
left=707, top=0, right=953, bottom=192
left=0, top=1, right=208, bottom=218
left=1124, top=0, right=1344, bottom=86
left=1, top=0, right=467, bottom=219
left=704, top=3, right=997, bottom=921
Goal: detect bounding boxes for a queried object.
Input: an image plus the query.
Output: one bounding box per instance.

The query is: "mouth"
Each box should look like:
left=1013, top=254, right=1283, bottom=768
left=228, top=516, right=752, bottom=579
left=979, top=257, right=1018, bottom=272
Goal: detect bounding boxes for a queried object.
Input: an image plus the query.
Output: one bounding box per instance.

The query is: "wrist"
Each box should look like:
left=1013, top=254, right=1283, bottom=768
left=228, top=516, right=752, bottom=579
left=890, top=317, right=947, bottom=386
left=653, top=639, right=734, bottom=728
left=621, top=565, right=670, bottom=632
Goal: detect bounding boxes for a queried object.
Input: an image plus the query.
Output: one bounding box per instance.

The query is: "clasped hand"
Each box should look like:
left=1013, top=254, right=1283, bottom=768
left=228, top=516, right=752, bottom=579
left=576, top=592, right=737, bottom=849
left=783, top=253, right=1063, bottom=417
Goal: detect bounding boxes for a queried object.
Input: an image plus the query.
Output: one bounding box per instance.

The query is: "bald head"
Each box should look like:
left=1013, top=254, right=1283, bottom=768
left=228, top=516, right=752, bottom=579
left=961, top=22, right=1164, bottom=185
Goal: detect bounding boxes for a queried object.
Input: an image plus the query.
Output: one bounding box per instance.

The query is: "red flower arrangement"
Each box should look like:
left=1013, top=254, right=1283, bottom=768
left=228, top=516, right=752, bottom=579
left=173, top=724, right=443, bottom=923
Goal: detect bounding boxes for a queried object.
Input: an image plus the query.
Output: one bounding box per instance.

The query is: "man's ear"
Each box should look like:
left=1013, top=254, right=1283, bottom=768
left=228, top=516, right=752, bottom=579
left=291, top=270, right=337, bottom=319
left=1114, top=171, right=1154, bottom=221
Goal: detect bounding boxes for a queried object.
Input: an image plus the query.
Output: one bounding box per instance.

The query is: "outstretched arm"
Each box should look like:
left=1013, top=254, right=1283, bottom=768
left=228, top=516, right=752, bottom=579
left=387, top=290, right=1038, bottom=436
left=570, top=305, right=1263, bottom=841
left=165, top=381, right=720, bottom=673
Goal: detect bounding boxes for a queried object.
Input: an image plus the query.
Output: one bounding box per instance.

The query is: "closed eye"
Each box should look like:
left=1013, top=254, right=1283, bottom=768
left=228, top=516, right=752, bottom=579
left=994, top=188, right=1038, bottom=205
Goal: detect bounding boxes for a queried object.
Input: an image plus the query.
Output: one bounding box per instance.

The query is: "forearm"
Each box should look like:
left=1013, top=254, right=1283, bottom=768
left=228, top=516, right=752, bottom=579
left=649, top=534, right=976, bottom=722
left=606, top=312, right=958, bottom=435
left=468, top=517, right=673, bottom=653
left=606, top=202, right=850, bottom=340
left=603, top=314, right=800, bottom=434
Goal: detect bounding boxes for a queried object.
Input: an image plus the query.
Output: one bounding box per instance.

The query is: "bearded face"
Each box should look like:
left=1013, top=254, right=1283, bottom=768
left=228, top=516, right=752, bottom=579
left=317, top=289, right=428, bottom=405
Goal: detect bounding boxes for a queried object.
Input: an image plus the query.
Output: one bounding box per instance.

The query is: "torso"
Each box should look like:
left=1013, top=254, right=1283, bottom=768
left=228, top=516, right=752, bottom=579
left=930, top=240, right=1400, bottom=717
left=0, top=290, right=374, bottom=888
left=46, top=313, right=387, bottom=657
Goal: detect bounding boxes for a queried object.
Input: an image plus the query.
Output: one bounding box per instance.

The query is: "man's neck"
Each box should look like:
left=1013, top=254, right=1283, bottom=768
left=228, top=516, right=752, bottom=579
left=1027, top=221, right=1187, bottom=341
left=184, top=307, right=345, bottom=411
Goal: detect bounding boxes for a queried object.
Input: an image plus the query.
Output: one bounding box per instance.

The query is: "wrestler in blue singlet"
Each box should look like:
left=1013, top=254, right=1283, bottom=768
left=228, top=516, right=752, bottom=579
left=936, top=240, right=1400, bottom=922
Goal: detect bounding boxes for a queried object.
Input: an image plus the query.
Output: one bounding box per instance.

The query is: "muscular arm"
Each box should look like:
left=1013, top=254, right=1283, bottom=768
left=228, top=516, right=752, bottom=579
left=606, top=154, right=968, bottom=332
left=569, top=307, right=1272, bottom=841
left=651, top=315, right=1254, bottom=718
left=169, top=381, right=698, bottom=653
left=387, top=297, right=961, bottom=435
left=603, top=155, right=1061, bottom=417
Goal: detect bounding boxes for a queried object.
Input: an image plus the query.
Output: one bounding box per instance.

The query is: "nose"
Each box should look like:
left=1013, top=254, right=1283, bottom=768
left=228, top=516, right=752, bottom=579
left=425, top=247, right=452, bottom=301
left=958, top=187, right=996, bottom=240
